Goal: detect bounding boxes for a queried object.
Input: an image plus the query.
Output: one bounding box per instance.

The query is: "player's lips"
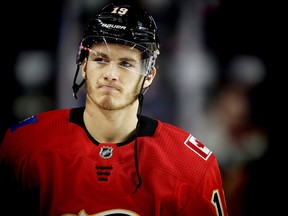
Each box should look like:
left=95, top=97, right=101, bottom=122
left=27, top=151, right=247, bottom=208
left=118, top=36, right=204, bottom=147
left=99, top=85, right=120, bottom=91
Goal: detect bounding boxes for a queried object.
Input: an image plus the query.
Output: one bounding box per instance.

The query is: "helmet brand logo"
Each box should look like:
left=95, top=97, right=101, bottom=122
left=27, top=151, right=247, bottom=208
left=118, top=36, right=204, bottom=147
left=101, top=23, right=126, bottom=30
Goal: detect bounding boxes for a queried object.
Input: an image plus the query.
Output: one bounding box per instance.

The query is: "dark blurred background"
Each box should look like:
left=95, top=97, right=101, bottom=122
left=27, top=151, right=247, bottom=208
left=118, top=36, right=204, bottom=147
left=1, top=0, right=285, bottom=214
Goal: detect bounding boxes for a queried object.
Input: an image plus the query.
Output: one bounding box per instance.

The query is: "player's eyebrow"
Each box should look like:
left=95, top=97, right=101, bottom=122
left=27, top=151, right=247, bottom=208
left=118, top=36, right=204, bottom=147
left=93, top=49, right=140, bottom=63
left=88, top=49, right=108, bottom=58
left=119, top=57, right=140, bottom=64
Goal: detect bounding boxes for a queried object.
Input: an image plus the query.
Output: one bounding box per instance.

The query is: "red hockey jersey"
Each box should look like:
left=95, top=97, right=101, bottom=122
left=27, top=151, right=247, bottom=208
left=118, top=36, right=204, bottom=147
left=0, top=107, right=228, bottom=215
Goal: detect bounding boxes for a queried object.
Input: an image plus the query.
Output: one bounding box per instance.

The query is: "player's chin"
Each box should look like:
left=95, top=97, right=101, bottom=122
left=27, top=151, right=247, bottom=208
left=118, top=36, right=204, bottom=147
left=97, top=97, right=118, bottom=110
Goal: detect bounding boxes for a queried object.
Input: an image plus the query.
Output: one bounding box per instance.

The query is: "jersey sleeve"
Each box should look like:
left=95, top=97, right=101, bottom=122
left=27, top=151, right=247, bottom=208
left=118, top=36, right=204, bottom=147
left=202, top=158, right=228, bottom=216
left=179, top=157, right=228, bottom=216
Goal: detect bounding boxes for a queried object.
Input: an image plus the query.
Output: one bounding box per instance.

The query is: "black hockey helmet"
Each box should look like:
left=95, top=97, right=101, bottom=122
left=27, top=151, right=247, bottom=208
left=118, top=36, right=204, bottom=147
left=76, top=2, right=160, bottom=68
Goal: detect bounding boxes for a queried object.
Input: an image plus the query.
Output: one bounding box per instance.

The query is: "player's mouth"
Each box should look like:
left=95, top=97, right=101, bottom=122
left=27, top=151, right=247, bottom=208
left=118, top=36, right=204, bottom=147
left=99, top=85, right=120, bottom=92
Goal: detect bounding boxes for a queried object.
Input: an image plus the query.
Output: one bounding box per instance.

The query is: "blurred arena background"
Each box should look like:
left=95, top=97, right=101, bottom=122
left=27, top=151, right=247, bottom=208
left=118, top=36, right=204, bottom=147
left=1, top=0, right=285, bottom=214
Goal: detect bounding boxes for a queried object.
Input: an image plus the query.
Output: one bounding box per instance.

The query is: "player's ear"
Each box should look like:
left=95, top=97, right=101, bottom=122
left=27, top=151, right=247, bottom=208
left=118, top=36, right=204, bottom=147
left=144, top=66, right=156, bottom=88
left=81, top=59, right=87, bottom=78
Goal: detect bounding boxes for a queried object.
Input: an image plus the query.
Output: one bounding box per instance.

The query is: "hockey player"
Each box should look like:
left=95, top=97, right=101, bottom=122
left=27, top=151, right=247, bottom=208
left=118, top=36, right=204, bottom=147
left=0, top=1, right=228, bottom=215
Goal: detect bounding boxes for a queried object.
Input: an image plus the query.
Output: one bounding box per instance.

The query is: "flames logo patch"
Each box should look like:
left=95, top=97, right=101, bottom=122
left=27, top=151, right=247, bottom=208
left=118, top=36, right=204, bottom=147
left=62, top=209, right=140, bottom=216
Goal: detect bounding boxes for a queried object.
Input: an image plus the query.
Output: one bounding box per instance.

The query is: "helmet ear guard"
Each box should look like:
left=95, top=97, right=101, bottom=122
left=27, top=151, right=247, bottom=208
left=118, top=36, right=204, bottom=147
left=144, top=55, right=157, bottom=76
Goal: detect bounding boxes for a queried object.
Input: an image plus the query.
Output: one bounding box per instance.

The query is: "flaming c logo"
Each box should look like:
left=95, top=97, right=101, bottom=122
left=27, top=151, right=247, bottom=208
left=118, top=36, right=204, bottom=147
left=62, top=209, right=140, bottom=216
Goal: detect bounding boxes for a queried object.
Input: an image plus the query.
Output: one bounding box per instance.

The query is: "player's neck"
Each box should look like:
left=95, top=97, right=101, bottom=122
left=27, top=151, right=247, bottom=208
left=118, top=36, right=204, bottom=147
left=83, top=104, right=138, bottom=144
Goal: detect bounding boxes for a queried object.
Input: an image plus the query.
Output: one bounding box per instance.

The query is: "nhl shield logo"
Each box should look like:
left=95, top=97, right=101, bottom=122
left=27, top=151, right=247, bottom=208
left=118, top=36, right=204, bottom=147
left=99, top=146, right=113, bottom=159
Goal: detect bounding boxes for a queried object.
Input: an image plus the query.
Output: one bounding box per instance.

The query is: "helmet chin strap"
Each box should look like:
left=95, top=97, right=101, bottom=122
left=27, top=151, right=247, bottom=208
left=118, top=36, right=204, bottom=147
left=133, top=75, right=147, bottom=193
left=72, top=64, right=85, bottom=99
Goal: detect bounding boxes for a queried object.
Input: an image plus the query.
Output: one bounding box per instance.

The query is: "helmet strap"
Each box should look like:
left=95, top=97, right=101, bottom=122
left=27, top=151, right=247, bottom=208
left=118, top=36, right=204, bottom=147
left=72, top=64, right=85, bottom=99
left=133, top=75, right=148, bottom=193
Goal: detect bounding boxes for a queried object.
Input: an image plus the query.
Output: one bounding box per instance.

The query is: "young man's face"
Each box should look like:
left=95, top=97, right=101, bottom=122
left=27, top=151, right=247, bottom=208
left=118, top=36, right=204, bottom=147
left=82, top=42, right=150, bottom=111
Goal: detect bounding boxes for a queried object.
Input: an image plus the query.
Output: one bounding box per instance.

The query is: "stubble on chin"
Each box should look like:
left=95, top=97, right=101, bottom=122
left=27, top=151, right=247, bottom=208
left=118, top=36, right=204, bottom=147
left=99, top=93, right=139, bottom=111
left=99, top=97, right=115, bottom=110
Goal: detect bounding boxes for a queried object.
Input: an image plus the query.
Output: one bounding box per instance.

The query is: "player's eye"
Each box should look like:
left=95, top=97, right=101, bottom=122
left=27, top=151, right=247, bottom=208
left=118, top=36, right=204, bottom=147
left=93, top=57, right=108, bottom=63
left=119, top=61, right=133, bottom=68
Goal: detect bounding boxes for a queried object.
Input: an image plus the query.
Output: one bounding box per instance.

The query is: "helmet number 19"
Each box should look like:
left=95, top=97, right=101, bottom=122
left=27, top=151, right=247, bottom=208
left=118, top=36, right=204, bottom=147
left=111, top=7, right=129, bottom=15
